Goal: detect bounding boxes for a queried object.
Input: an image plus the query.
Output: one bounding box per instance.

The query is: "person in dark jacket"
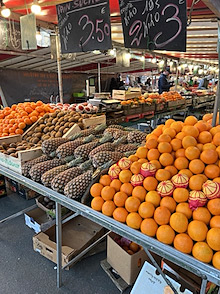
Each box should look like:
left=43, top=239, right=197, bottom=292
left=158, top=68, right=173, bottom=94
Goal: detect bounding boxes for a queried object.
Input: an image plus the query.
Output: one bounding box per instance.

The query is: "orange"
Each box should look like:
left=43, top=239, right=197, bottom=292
left=173, top=188, right=189, bottom=203
left=193, top=207, right=211, bottom=225
left=195, top=121, right=208, bottom=132
left=102, top=201, right=116, bottom=216
left=207, top=198, right=220, bottom=215
left=188, top=220, right=208, bottom=241
left=132, top=186, right=147, bottom=202
left=203, top=143, right=216, bottom=151
left=198, top=131, right=212, bottom=144
left=213, top=177, right=220, bottom=183
left=170, top=212, right=188, bottom=233
left=158, top=142, right=172, bottom=153
left=91, top=197, right=104, bottom=211
left=164, top=166, right=178, bottom=177
left=146, top=138, right=158, bottom=149
left=207, top=228, right=220, bottom=251
left=156, top=225, right=175, bottom=245
left=189, top=175, right=205, bottom=190
left=99, top=175, right=111, bottom=186
left=159, top=153, right=174, bottom=167
left=147, top=149, right=160, bottom=161
left=158, top=134, right=171, bottom=143
left=143, top=177, right=158, bottom=191
left=128, top=155, right=139, bottom=162
left=90, top=183, right=104, bottom=197
left=204, top=165, right=220, bottom=179
left=126, top=212, right=142, bottom=229
left=175, top=148, right=185, bottom=158
left=145, top=191, right=161, bottom=207
left=113, top=207, right=128, bottom=223
left=170, top=138, right=182, bottom=151
left=138, top=158, right=148, bottom=164
left=173, top=233, right=193, bottom=254
left=184, top=116, right=198, bottom=126
left=125, top=196, right=141, bottom=212
left=182, top=136, right=197, bottom=149
left=110, top=179, right=122, bottom=192
left=140, top=218, right=158, bottom=237
left=101, top=186, right=115, bottom=201
left=196, top=143, right=203, bottom=152
left=189, top=159, right=205, bottom=174
left=210, top=216, right=220, bottom=228
left=182, top=125, right=199, bottom=138
left=185, top=146, right=200, bottom=160
left=165, top=118, right=175, bottom=126
left=119, top=170, right=133, bottom=183
left=170, top=121, right=182, bottom=133
left=176, top=132, right=185, bottom=140
left=154, top=206, right=171, bottom=225
left=160, top=197, right=176, bottom=213
left=212, top=252, right=220, bottom=270
left=113, top=192, right=128, bottom=207
left=150, top=160, right=161, bottom=170
left=152, top=127, right=162, bottom=137
left=213, top=132, right=220, bottom=146
left=216, top=146, right=220, bottom=158
left=200, top=149, right=218, bottom=165
left=203, top=113, right=213, bottom=122
left=174, top=157, right=189, bottom=170
left=138, top=202, right=155, bottom=218
left=18, top=122, right=26, bottom=129
left=163, top=128, right=176, bottom=139
left=155, top=169, right=171, bottom=181
left=120, top=183, right=133, bottom=196
left=192, top=242, right=213, bottom=263
left=136, top=146, right=148, bottom=159
left=130, top=162, right=142, bottom=175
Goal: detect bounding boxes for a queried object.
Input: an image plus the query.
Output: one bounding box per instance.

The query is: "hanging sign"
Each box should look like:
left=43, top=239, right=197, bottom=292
left=0, top=18, right=21, bottom=51
left=56, top=0, right=112, bottom=53
left=118, top=0, right=187, bottom=52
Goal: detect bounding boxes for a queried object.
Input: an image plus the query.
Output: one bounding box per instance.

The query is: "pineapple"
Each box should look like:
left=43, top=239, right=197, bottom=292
left=104, top=128, right=128, bottom=140
left=50, top=159, right=92, bottom=193
left=115, top=144, right=137, bottom=153
left=42, top=138, right=69, bottom=155
left=64, top=170, right=93, bottom=199
left=22, top=155, right=49, bottom=177
left=127, top=131, right=146, bottom=144
left=29, top=158, right=65, bottom=182
left=41, top=165, right=69, bottom=187
left=56, top=135, right=94, bottom=158
left=107, top=125, right=124, bottom=130
left=92, top=151, right=123, bottom=168
left=70, top=124, right=106, bottom=140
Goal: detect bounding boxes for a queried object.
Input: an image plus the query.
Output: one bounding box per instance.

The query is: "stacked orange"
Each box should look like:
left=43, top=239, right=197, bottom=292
left=90, top=115, right=220, bottom=270
left=0, top=101, right=54, bottom=137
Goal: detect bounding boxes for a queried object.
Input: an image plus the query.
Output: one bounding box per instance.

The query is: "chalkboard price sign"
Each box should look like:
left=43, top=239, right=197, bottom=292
left=56, top=0, right=112, bottom=53
left=119, top=0, right=187, bottom=52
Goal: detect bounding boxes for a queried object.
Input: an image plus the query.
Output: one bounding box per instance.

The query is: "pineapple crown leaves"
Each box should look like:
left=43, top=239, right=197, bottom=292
left=83, top=134, right=95, bottom=143
left=124, top=127, right=136, bottom=132
left=49, top=151, right=57, bottom=158
left=98, top=133, right=113, bottom=145
left=79, top=159, right=93, bottom=171
left=92, top=160, right=114, bottom=179
left=124, top=150, right=137, bottom=157
left=94, top=123, right=107, bottom=134
left=69, top=132, right=82, bottom=141
left=62, top=155, right=75, bottom=163
left=112, top=136, right=127, bottom=147
left=67, top=157, right=83, bottom=167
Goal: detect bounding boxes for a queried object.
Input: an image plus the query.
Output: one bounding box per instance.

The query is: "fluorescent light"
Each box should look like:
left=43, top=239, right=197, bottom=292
left=1, top=6, right=10, bottom=18
left=31, top=0, right=41, bottom=14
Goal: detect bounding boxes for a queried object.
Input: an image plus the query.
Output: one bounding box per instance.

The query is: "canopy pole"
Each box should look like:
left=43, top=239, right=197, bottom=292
left=55, top=27, right=64, bottom=104
left=175, top=61, right=179, bottom=91
left=98, top=63, right=101, bottom=93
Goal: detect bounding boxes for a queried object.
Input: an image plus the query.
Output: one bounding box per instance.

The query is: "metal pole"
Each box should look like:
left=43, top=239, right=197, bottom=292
left=212, top=20, right=220, bottom=127
left=56, top=202, right=62, bottom=288
left=200, top=278, right=208, bottom=294
left=55, top=27, right=64, bottom=104
left=98, top=63, right=101, bottom=93
left=175, top=61, right=179, bottom=91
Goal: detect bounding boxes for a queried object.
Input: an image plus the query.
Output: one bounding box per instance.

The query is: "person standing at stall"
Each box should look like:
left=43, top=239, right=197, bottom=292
left=158, top=68, right=173, bottom=94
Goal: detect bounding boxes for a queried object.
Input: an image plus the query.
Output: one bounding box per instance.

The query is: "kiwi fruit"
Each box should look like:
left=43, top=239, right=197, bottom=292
left=59, top=126, right=65, bottom=132
left=63, top=128, right=69, bottom=134
left=48, top=117, right=53, bottom=123
left=78, top=123, right=84, bottom=129
left=35, top=132, right=42, bottom=138
left=51, top=112, right=57, bottom=118
left=43, top=126, right=50, bottom=133
left=49, top=126, right=55, bottom=132
left=55, top=132, right=62, bottom=138
left=32, top=137, right=40, bottom=144
left=54, top=125, right=60, bottom=132
left=52, top=118, right=59, bottom=124
left=59, top=121, right=65, bottom=126
left=34, top=127, right=41, bottom=133
left=57, top=112, right=65, bottom=118
left=7, top=148, right=16, bottom=154
left=64, top=122, right=70, bottom=128
left=78, top=118, right=83, bottom=122
left=16, top=146, right=26, bottom=151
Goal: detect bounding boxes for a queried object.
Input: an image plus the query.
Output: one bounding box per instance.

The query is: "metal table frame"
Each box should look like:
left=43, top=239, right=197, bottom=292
left=1, top=166, right=220, bottom=294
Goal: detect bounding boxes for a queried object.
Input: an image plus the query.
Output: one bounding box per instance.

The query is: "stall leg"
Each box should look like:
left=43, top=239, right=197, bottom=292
left=143, top=246, right=178, bottom=294
left=200, top=278, right=207, bottom=294
left=56, top=202, right=62, bottom=288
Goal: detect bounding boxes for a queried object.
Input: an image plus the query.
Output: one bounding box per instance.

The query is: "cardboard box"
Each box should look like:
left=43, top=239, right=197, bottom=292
left=36, top=196, right=69, bottom=219
left=107, top=232, right=148, bottom=285
left=5, top=177, right=39, bottom=200
left=33, top=215, right=104, bottom=268
left=25, top=208, right=55, bottom=234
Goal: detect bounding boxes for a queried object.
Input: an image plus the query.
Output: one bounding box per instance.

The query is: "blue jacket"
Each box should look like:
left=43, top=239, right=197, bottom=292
left=158, top=74, right=171, bottom=94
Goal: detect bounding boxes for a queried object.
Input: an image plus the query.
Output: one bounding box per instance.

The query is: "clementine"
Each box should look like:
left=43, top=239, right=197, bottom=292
left=188, top=220, right=208, bottom=241
left=192, top=242, right=213, bottom=263
left=173, top=233, right=193, bottom=254
left=156, top=225, right=175, bottom=245
left=140, top=218, right=158, bottom=237
left=126, top=212, right=142, bottom=229
left=138, top=202, right=155, bottom=218
left=145, top=191, right=161, bottom=207
left=154, top=206, right=171, bottom=225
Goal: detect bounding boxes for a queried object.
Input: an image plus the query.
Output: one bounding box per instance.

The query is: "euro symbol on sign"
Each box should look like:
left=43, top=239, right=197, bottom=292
left=101, top=7, right=105, bottom=14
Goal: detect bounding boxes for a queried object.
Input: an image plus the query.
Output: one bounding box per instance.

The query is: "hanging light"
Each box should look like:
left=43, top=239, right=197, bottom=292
left=152, top=57, right=157, bottom=64
left=109, top=49, right=116, bottom=56
left=36, top=27, right=42, bottom=42
left=140, top=55, right=145, bottom=62
left=125, top=52, right=131, bottom=60
left=0, top=0, right=11, bottom=18
left=92, top=50, right=101, bottom=54
left=31, top=0, right=41, bottom=14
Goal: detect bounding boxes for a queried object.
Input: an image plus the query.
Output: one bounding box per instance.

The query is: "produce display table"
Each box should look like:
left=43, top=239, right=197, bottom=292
left=1, top=165, right=220, bottom=294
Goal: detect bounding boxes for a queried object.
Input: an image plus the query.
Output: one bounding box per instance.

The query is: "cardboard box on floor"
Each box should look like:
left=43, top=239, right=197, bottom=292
left=33, top=215, right=104, bottom=268
left=107, top=232, right=154, bottom=285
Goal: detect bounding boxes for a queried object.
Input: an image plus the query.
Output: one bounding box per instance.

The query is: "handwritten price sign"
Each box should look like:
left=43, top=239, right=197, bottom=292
left=56, top=0, right=112, bottom=53
left=119, top=0, right=187, bottom=51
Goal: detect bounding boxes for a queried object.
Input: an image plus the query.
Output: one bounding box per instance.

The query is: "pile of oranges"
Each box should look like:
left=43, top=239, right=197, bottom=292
left=90, top=115, right=220, bottom=270
left=0, top=101, right=54, bottom=137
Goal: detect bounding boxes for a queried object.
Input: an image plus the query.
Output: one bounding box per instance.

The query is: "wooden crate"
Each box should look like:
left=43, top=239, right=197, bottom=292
left=112, top=88, right=141, bottom=100
left=82, top=114, right=106, bottom=128
left=0, top=135, right=42, bottom=174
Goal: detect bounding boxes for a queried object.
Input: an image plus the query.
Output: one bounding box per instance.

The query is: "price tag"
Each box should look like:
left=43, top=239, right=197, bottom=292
left=118, top=0, right=187, bottom=51
left=56, top=0, right=112, bottom=53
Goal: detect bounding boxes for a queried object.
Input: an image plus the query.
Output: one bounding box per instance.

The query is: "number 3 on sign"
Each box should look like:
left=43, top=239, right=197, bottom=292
left=154, top=4, right=182, bottom=48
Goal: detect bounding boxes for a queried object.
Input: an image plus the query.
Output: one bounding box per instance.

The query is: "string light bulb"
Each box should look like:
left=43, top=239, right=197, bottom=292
left=152, top=57, right=157, bottom=64
left=31, top=0, right=41, bottom=14
left=0, top=1, right=11, bottom=18
left=140, top=55, right=145, bottom=62
left=109, top=49, right=116, bottom=56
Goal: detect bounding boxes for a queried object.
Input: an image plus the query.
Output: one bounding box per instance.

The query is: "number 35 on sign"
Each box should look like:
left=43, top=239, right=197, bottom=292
left=119, top=0, right=187, bottom=52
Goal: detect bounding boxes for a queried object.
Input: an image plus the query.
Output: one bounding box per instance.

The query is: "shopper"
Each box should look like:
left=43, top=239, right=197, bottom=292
left=198, top=75, right=212, bottom=89
left=158, top=68, right=173, bottom=94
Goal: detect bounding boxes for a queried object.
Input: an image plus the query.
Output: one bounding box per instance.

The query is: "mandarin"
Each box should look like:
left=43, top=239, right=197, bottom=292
left=140, top=218, right=158, bottom=237
left=174, top=233, right=193, bottom=254
left=156, top=225, right=175, bottom=245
